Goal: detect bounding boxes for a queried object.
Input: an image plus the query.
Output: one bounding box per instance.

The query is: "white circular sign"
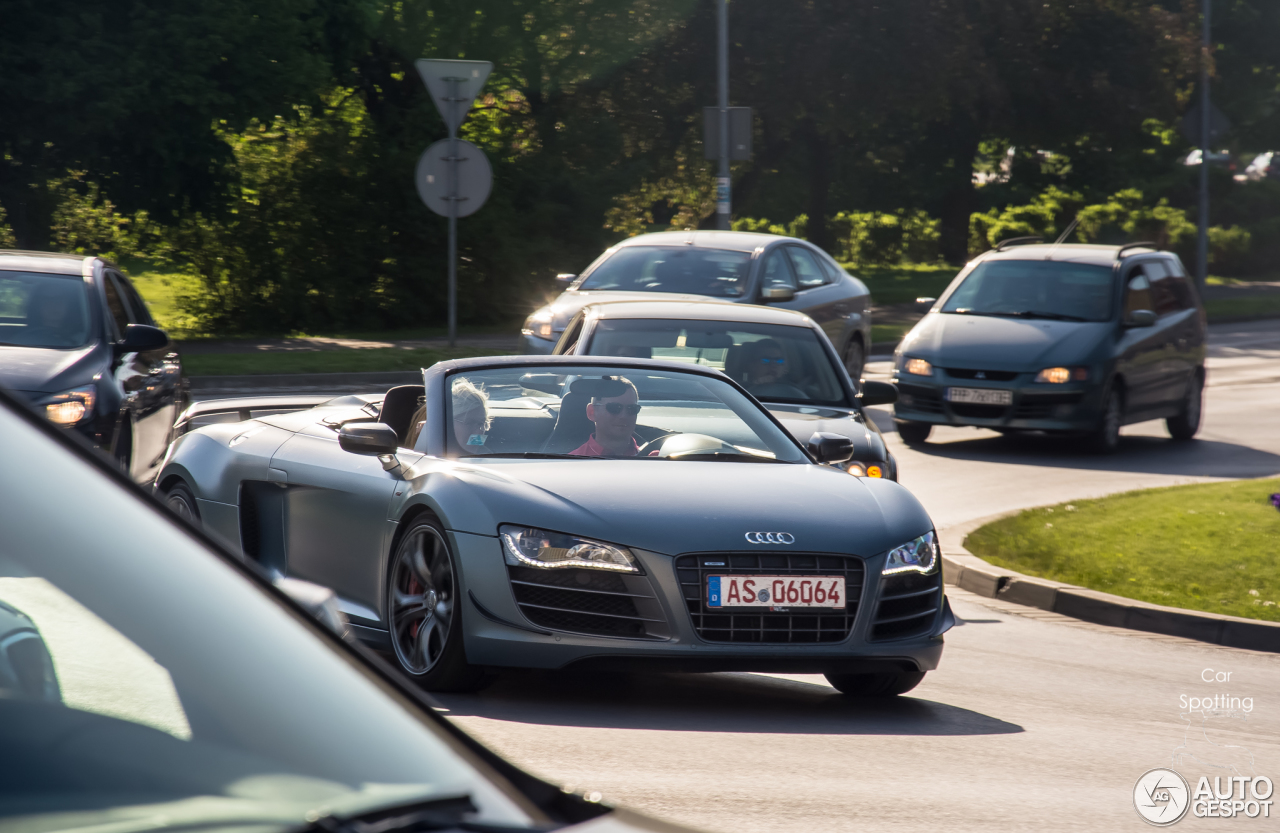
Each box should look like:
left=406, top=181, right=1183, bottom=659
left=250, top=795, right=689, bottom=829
left=1133, top=769, right=1190, bottom=826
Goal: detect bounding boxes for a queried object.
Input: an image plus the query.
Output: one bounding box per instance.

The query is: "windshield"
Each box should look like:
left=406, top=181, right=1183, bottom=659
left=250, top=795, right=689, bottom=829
left=0, top=271, right=93, bottom=349
left=941, top=260, right=1115, bottom=322
left=0, top=404, right=538, bottom=832
left=445, top=364, right=808, bottom=462
left=583, top=319, right=847, bottom=406
left=577, top=247, right=751, bottom=298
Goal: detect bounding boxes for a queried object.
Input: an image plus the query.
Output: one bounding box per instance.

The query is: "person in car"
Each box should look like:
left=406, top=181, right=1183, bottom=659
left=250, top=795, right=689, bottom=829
left=739, top=339, right=808, bottom=400
left=451, top=377, right=490, bottom=450
left=570, top=377, right=642, bottom=457
left=21, top=282, right=84, bottom=348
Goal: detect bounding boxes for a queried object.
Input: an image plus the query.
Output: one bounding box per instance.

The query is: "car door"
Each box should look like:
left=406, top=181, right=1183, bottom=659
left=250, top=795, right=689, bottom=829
left=112, top=270, right=183, bottom=471
left=1148, top=260, right=1201, bottom=406
left=1115, top=265, right=1173, bottom=416
left=269, top=428, right=406, bottom=617
left=784, top=245, right=851, bottom=342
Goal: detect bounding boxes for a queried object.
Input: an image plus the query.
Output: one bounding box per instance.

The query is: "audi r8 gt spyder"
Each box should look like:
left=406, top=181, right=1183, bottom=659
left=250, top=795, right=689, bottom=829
left=157, top=356, right=951, bottom=695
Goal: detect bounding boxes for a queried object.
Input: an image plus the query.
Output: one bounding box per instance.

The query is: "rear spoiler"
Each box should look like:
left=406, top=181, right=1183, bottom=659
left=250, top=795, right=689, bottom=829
left=173, top=395, right=339, bottom=436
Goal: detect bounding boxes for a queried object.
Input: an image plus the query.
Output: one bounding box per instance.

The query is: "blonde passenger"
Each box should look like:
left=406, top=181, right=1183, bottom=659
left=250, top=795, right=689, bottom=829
left=452, top=377, right=491, bottom=449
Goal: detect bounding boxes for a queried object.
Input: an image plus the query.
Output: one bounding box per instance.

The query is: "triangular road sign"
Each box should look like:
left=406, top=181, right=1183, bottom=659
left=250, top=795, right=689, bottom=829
left=415, top=59, right=493, bottom=135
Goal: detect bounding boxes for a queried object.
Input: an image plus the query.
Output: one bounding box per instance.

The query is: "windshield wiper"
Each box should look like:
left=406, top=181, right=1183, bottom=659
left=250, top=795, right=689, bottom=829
left=460, top=451, right=600, bottom=460
left=297, top=794, right=558, bottom=833
left=984, top=310, right=1089, bottom=322
left=665, top=451, right=790, bottom=463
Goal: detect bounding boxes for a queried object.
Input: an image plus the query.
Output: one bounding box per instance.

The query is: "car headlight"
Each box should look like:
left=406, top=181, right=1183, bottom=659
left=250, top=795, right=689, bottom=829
left=1034, top=366, right=1088, bottom=384
left=841, top=461, right=884, bottom=478
left=500, top=525, right=641, bottom=573
left=882, top=531, right=939, bottom=576
left=40, top=385, right=97, bottom=426
left=900, top=357, right=933, bottom=377
left=522, top=308, right=555, bottom=340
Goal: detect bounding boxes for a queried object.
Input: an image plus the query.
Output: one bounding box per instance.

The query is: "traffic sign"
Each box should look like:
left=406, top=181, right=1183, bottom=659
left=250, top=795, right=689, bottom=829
left=415, top=139, right=492, bottom=218
left=415, top=59, right=493, bottom=135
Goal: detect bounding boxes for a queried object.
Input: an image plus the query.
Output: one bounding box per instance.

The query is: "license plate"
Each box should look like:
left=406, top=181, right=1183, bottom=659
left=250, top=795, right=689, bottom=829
left=707, top=576, right=845, bottom=609
left=945, top=387, right=1012, bottom=405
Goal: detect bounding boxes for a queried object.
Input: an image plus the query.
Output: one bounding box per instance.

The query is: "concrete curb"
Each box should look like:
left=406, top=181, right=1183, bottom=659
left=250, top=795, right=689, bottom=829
left=941, top=513, right=1280, bottom=654
left=190, top=370, right=423, bottom=392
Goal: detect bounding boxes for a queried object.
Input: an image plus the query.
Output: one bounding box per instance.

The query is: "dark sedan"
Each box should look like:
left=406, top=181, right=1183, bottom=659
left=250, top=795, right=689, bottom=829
left=553, top=299, right=899, bottom=479
left=521, top=230, right=874, bottom=382
left=892, top=242, right=1206, bottom=453
left=0, top=250, right=185, bottom=481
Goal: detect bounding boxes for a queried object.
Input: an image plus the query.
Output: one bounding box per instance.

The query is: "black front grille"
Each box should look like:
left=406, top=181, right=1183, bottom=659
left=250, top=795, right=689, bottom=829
left=675, top=553, right=864, bottom=643
left=949, top=402, right=1009, bottom=419
left=1014, top=392, right=1084, bottom=419
left=944, top=368, right=1019, bottom=382
left=507, top=566, right=666, bottom=638
left=871, top=569, right=943, bottom=640
left=896, top=384, right=944, bottom=414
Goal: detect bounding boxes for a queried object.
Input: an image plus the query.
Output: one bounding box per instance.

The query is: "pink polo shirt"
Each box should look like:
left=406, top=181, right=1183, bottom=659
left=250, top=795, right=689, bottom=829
left=569, top=434, right=640, bottom=457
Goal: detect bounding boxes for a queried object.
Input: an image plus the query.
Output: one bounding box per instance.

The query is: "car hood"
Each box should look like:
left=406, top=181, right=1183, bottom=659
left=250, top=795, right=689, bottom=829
left=544, top=291, right=731, bottom=332
left=0, top=344, right=102, bottom=396
left=899, top=312, right=1110, bottom=370
left=426, top=459, right=930, bottom=557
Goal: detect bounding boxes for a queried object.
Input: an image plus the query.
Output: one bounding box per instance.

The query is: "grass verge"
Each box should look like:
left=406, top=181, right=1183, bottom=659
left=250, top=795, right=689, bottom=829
left=965, top=478, right=1280, bottom=623
left=184, top=347, right=510, bottom=377
left=845, top=262, right=959, bottom=305
left=1205, top=295, right=1280, bottom=322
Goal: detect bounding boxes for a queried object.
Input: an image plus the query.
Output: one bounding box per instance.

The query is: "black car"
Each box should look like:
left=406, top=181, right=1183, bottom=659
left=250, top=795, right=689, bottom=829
left=521, top=231, right=874, bottom=383
left=554, top=299, right=900, bottom=479
left=0, top=383, right=698, bottom=833
left=0, top=250, right=185, bottom=481
left=892, top=242, right=1207, bottom=453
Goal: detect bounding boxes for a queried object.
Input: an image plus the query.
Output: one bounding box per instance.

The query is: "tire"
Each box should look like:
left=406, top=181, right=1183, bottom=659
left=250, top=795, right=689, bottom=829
left=896, top=420, right=932, bottom=446
left=164, top=482, right=201, bottom=526
left=387, top=516, right=488, bottom=692
left=1166, top=372, right=1203, bottom=441
left=113, top=417, right=133, bottom=475
left=1084, top=385, right=1123, bottom=455
left=825, top=671, right=925, bottom=697
left=844, top=339, right=865, bottom=390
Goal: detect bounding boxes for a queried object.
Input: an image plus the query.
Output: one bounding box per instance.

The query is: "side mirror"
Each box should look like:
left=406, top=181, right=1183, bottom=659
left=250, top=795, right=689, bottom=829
left=339, top=424, right=400, bottom=455
left=808, top=431, right=854, bottom=464
left=1125, top=309, right=1157, bottom=328
left=761, top=286, right=795, bottom=303
left=555, top=273, right=578, bottom=286
left=117, top=324, right=169, bottom=353
left=860, top=380, right=899, bottom=407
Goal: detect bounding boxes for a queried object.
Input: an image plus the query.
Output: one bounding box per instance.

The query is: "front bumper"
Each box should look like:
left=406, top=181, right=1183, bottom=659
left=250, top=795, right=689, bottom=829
left=892, top=373, right=1103, bottom=432
left=452, top=531, right=949, bottom=675
left=519, top=332, right=558, bottom=355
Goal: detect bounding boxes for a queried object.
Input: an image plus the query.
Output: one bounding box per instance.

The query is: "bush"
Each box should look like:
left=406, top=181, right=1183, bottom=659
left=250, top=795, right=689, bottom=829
left=1207, top=226, right=1253, bottom=275
left=46, top=173, right=157, bottom=261
left=829, top=210, right=940, bottom=267
left=731, top=215, right=809, bottom=238
left=0, top=205, right=14, bottom=249
left=968, top=187, right=1085, bottom=254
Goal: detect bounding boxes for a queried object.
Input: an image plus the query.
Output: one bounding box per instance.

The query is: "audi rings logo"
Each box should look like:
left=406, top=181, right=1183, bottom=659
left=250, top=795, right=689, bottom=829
left=745, top=532, right=795, bottom=545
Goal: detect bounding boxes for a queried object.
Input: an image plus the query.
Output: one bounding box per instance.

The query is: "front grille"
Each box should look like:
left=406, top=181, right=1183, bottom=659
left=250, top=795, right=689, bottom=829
left=949, top=403, right=1009, bottom=419
left=507, top=566, right=667, bottom=639
left=871, top=569, right=943, bottom=640
left=944, top=368, right=1019, bottom=382
left=896, top=384, right=944, bottom=414
left=675, top=553, right=864, bottom=643
left=1014, top=392, right=1084, bottom=419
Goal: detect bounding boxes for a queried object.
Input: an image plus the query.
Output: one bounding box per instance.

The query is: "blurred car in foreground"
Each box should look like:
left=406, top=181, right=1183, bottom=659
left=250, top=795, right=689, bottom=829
left=0, top=250, right=185, bottom=482
left=893, top=241, right=1206, bottom=453
left=157, top=356, right=951, bottom=697
left=521, top=231, right=874, bottom=382
left=552, top=299, right=899, bottom=479
left=0, top=384, right=694, bottom=833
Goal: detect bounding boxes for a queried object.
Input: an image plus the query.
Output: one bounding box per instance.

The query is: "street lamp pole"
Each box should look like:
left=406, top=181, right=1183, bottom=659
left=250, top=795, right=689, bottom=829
left=716, top=0, right=730, bottom=230
left=1196, top=0, right=1211, bottom=288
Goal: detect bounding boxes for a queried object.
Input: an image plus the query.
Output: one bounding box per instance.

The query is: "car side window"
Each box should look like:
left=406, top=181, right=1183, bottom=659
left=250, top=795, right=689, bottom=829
left=1124, top=269, right=1154, bottom=316
left=761, top=250, right=797, bottom=291
left=786, top=247, right=828, bottom=290
left=101, top=274, right=132, bottom=339
left=114, top=273, right=155, bottom=326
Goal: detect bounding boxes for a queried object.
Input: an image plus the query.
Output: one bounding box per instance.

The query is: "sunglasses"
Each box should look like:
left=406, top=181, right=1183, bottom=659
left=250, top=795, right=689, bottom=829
left=602, top=402, right=642, bottom=416
left=759, top=356, right=785, bottom=365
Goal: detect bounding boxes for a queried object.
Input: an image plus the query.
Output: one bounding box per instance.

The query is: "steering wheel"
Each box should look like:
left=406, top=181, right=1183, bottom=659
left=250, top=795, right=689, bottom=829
left=636, top=432, right=681, bottom=456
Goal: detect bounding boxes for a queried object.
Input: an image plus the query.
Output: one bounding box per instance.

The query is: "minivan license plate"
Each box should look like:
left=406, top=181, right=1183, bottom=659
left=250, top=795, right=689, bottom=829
left=946, top=387, right=1012, bottom=405
left=707, top=576, right=845, bottom=609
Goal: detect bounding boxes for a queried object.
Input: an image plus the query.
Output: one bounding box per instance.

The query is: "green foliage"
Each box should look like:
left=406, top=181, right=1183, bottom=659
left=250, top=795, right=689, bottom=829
left=1075, top=189, right=1195, bottom=247
left=731, top=215, right=808, bottom=239
left=829, top=210, right=940, bottom=267
left=1207, top=226, right=1253, bottom=274
left=966, top=478, right=1280, bottom=622
left=968, top=187, right=1084, bottom=253
left=46, top=174, right=158, bottom=262
left=0, top=205, right=15, bottom=249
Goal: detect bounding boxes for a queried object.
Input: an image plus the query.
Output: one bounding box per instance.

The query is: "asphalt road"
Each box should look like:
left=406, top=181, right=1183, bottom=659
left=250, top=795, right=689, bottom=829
left=434, top=320, right=1280, bottom=833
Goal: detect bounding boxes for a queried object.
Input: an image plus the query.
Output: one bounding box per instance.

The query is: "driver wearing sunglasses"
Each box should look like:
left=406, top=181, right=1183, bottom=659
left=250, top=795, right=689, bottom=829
left=570, top=376, right=644, bottom=457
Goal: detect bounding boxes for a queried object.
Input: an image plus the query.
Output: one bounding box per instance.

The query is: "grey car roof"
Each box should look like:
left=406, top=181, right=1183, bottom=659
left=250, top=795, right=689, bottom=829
left=583, top=299, right=817, bottom=327
left=0, top=250, right=98, bottom=276
left=979, top=243, right=1163, bottom=267
left=611, top=230, right=803, bottom=254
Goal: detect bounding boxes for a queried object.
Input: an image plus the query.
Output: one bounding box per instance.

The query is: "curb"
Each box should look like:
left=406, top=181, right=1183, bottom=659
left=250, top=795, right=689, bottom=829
left=940, top=514, right=1280, bottom=654
left=190, top=370, right=423, bottom=392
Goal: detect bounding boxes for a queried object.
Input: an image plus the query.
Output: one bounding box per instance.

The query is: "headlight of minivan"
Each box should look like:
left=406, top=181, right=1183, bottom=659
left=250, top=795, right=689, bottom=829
left=899, top=356, right=933, bottom=377
left=500, top=525, right=641, bottom=573
left=882, top=531, right=939, bottom=576
left=522, top=308, right=555, bottom=339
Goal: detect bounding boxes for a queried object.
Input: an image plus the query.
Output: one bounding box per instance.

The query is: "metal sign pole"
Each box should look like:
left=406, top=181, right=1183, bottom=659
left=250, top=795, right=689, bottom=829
left=447, top=76, right=460, bottom=347
left=1195, top=0, right=1211, bottom=289
left=716, top=0, right=730, bottom=230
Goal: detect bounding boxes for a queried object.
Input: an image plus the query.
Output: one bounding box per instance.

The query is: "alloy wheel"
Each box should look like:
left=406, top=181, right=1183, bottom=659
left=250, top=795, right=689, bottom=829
left=389, top=525, right=455, bottom=676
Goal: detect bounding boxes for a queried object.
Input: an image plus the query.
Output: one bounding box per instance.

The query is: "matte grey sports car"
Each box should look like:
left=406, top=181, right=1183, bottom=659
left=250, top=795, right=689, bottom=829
left=157, top=356, right=951, bottom=695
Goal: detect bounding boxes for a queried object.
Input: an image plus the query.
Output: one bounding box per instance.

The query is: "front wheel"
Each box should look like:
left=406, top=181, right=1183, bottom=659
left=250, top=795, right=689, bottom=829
left=896, top=420, right=932, bottom=446
left=825, top=671, right=925, bottom=697
left=1084, top=386, right=1123, bottom=455
left=1166, top=373, right=1203, bottom=441
left=387, top=516, right=488, bottom=692
left=164, top=481, right=201, bottom=526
